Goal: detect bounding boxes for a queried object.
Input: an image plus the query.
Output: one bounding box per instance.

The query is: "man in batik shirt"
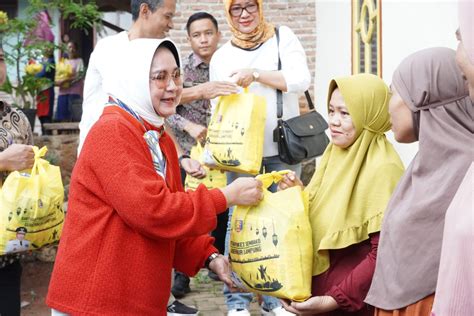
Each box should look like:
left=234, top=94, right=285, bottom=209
left=166, top=12, right=237, bottom=298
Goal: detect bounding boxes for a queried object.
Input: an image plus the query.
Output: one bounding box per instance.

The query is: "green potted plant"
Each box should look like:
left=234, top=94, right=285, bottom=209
left=0, top=14, right=52, bottom=127
left=0, top=0, right=102, bottom=128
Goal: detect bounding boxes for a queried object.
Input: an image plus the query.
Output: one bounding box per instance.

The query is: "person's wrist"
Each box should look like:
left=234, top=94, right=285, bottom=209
left=178, top=154, right=191, bottom=167
left=183, top=121, right=192, bottom=133
left=219, top=186, right=234, bottom=207
left=252, top=69, right=260, bottom=82
left=205, top=252, right=220, bottom=269
left=198, top=86, right=205, bottom=100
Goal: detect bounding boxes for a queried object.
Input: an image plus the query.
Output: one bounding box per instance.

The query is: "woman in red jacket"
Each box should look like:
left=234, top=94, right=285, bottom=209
left=46, top=38, right=263, bottom=315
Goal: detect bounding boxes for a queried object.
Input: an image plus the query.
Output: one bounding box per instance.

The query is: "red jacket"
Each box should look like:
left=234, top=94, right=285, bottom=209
left=46, top=107, right=227, bottom=315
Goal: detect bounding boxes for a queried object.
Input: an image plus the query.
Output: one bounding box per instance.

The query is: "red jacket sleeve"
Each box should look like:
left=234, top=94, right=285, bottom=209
left=79, top=113, right=227, bottom=241
left=326, top=233, right=380, bottom=312
left=173, top=235, right=218, bottom=277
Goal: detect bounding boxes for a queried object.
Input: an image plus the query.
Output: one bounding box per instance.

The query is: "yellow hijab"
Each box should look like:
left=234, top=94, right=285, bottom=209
left=306, top=74, right=404, bottom=276
left=223, top=0, right=275, bottom=49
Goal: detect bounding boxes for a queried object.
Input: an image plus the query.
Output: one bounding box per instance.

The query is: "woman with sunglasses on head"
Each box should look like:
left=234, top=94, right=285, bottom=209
left=209, top=0, right=311, bottom=315
left=46, top=39, right=264, bottom=315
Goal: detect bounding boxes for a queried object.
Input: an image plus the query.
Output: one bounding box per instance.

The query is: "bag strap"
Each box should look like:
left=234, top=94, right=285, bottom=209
left=275, top=27, right=314, bottom=119
left=304, top=91, right=315, bottom=110
left=276, top=27, right=283, bottom=119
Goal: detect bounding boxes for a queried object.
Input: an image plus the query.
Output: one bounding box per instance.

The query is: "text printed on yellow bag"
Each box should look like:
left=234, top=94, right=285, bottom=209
left=203, top=88, right=266, bottom=175
left=230, top=171, right=313, bottom=301
left=185, top=145, right=227, bottom=190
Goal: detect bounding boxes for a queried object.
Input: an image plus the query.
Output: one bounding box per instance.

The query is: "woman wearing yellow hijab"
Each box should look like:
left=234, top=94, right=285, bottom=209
left=279, top=74, right=404, bottom=316
left=211, top=1, right=311, bottom=315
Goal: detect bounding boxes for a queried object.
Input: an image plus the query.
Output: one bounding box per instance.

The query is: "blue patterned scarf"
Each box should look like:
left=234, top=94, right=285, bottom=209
left=107, top=97, right=167, bottom=179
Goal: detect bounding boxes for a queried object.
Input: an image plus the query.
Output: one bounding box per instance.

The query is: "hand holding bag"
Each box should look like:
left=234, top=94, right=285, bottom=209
left=272, top=28, right=330, bottom=165
left=185, top=144, right=227, bottom=190
left=230, top=170, right=313, bottom=301
left=203, top=88, right=267, bottom=175
left=0, top=146, right=64, bottom=255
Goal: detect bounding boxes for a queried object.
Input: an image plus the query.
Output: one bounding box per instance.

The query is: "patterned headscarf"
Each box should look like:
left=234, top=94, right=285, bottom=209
left=366, top=47, right=473, bottom=310
left=223, top=0, right=275, bottom=49
left=305, top=74, right=404, bottom=276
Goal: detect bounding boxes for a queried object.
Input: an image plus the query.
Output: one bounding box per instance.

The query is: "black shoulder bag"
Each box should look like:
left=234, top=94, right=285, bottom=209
left=272, top=27, right=330, bottom=165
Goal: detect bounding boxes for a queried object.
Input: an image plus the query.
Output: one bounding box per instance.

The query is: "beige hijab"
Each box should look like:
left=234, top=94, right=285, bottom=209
left=366, top=47, right=473, bottom=310
left=223, top=0, right=275, bottom=49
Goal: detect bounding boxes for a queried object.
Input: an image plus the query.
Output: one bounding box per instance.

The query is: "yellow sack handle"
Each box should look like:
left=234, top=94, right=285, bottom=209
left=31, top=146, right=48, bottom=176
left=217, top=87, right=250, bottom=103
left=256, top=170, right=291, bottom=190
left=33, top=146, right=48, bottom=159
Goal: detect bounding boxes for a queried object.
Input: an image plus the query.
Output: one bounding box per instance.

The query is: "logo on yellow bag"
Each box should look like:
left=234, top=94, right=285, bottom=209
left=235, top=219, right=243, bottom=233
left=229, top=171, right=313, bottom=301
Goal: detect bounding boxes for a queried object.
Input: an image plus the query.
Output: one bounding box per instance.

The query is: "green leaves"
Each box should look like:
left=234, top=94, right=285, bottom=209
left=0, top=0, right=102, bottom=109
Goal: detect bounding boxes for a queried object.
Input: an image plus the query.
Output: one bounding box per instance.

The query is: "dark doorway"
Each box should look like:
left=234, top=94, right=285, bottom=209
left=60, top=18, right=94, bottom=67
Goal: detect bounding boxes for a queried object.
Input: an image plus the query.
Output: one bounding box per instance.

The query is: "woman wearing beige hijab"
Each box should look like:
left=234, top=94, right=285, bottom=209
left=210, top=0, right=310, bottom=315
left=365, top=47, right=473, bottom=315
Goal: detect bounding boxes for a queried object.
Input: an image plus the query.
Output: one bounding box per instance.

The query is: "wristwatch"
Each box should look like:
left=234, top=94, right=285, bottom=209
left=252, top=70, right=260, bottom=82
left=205, top=252, right=220, bottom=269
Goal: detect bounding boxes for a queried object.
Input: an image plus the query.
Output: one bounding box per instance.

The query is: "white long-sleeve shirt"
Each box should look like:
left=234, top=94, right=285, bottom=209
left=78, top=31, right=129, bottom=154
left=209, top=25, right=311, bottom=157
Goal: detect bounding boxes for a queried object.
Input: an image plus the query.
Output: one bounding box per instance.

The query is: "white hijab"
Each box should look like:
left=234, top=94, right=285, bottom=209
left=106, top=38, right=181, bottom=127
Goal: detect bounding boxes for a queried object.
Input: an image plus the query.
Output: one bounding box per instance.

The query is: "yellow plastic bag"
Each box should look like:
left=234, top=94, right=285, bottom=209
left=185, top=144, right=227, bottom=190
left=25, top=60, right=44, bottom=75
left=230, top=170, right=313, bottom=301
left=0, top=146, right=65, bottom=255
left=203, top=88, right=266, bottom=175
left=55, top=58, right=73, bottom=87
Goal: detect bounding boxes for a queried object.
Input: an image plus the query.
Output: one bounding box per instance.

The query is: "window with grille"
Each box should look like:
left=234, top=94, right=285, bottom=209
left=352, top=0, right=381, bottom=76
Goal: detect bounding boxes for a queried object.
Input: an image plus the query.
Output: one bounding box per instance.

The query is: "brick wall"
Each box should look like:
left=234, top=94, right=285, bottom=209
left=169, top=0, right=316, bottom=111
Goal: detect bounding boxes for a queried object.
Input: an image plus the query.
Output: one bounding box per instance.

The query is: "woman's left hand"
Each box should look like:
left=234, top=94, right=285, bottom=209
left=280, top=296, right=339, bottom=315
left=230, top=68, right=255, bottom=88
left=208, top=254, right=237, bottom=290
left=277, top=171, right=303, bottom=191
left=181, top=158, right=206, bottom=179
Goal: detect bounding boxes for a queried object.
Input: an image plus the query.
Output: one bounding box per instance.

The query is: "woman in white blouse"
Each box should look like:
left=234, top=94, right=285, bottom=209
left=210, top=0, right=310, bottom=315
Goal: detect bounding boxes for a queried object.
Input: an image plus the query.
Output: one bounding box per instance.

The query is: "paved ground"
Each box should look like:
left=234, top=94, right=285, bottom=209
left=20, top=260, right=263, bottom=316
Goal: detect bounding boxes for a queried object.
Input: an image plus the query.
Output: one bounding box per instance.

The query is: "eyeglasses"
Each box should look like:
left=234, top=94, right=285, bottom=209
left=149, top=69, right=182, bottom=89
left=229, top=3, right=258, bottom=17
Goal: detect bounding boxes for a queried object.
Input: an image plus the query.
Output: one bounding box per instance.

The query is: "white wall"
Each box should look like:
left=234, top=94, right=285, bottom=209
left=315, top=0, right=352, bottom=117
left=315, top=0, right=459, bottom=166
left=98, top=11, right=133, bottom=40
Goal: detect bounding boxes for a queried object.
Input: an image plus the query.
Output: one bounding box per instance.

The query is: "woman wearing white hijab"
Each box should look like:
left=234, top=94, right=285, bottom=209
left=46, top=39, right=263, bottom=315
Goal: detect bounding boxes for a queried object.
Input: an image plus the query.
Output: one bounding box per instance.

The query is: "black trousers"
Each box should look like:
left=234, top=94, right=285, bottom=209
left=0, top=261, right=22, bottom=316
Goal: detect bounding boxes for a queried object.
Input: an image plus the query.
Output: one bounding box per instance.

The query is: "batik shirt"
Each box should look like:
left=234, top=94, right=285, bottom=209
left=0, top=100, right=33, bottom=268
left=166, top=53, right=211, bottom=155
